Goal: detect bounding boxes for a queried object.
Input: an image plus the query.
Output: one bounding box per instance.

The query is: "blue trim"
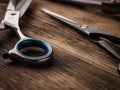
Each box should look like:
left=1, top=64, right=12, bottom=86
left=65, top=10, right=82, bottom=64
left=14, top=38, right=52, bottom=61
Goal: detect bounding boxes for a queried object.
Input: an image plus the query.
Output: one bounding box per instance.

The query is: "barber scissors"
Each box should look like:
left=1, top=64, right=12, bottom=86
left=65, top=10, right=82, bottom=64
left=0, top=0, right=52, bottom=63
left=42, top=9, right=120, bottom=72
left=52, top=0, right=120, bottom=15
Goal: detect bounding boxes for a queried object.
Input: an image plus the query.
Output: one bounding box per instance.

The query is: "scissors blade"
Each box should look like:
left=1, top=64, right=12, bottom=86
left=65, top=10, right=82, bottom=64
left=42, top=9, right=89, bottom=34
left=7, top=0, right=16, bottom=11
left=16, top=0, right=32, bottom=17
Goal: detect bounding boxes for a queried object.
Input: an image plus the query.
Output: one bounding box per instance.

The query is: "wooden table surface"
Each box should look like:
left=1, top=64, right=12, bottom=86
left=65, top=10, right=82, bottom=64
left=0, top=0, right=120, bottom=90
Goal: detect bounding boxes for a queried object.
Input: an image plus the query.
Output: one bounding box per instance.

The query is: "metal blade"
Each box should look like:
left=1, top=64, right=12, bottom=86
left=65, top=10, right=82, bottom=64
left=42, top=9, right=85, bottom=31
left=7, top=0, right=16, bottom=11
left=16, top=0, right=32, bottom=17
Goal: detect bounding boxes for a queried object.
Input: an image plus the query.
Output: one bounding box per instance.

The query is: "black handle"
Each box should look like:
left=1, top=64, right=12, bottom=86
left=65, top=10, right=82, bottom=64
left=100, top=34, right=120, bottom=44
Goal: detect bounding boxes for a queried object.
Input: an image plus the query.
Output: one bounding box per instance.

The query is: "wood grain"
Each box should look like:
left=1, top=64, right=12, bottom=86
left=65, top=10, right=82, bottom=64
left=0, top=0, right=120, bottom=90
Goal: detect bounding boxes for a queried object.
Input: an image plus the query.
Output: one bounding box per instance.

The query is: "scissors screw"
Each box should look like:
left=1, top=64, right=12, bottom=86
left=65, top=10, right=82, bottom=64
left=10, top=12, right=17, bottom=16
left=81, top=25, right=89, bottom=29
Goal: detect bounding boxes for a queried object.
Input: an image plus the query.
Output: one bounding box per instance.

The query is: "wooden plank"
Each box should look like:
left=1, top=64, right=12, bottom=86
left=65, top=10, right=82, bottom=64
left=0, top=0, right=120, bottom=90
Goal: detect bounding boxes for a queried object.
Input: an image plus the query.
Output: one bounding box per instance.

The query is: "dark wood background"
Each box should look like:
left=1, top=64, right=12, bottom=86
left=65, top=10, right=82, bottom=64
left=0, top=0, right=120, bottom=90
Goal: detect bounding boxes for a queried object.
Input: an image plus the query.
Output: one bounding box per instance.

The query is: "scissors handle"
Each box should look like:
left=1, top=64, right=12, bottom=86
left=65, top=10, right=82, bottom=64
left=87, top=30, right=120, bottom=61
left=100, top=34, right=120, bottom=44
left=96, top=40, right=120, bottom=60
left=3, top=38, right=53, bottom=63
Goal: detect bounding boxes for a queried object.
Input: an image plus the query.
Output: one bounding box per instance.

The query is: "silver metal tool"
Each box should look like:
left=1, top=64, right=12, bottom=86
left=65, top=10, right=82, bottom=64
left=0, top=0, right=52, bottom=63
left=42, top=8, right=120, bottom=72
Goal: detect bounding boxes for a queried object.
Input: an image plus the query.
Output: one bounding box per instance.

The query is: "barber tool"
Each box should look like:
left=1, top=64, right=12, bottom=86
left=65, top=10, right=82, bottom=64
left=0, top=0, right=52, bottom=63
left=52, top=0, right=120, bottom=14
left=42, top=8, right=120, bottom=72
